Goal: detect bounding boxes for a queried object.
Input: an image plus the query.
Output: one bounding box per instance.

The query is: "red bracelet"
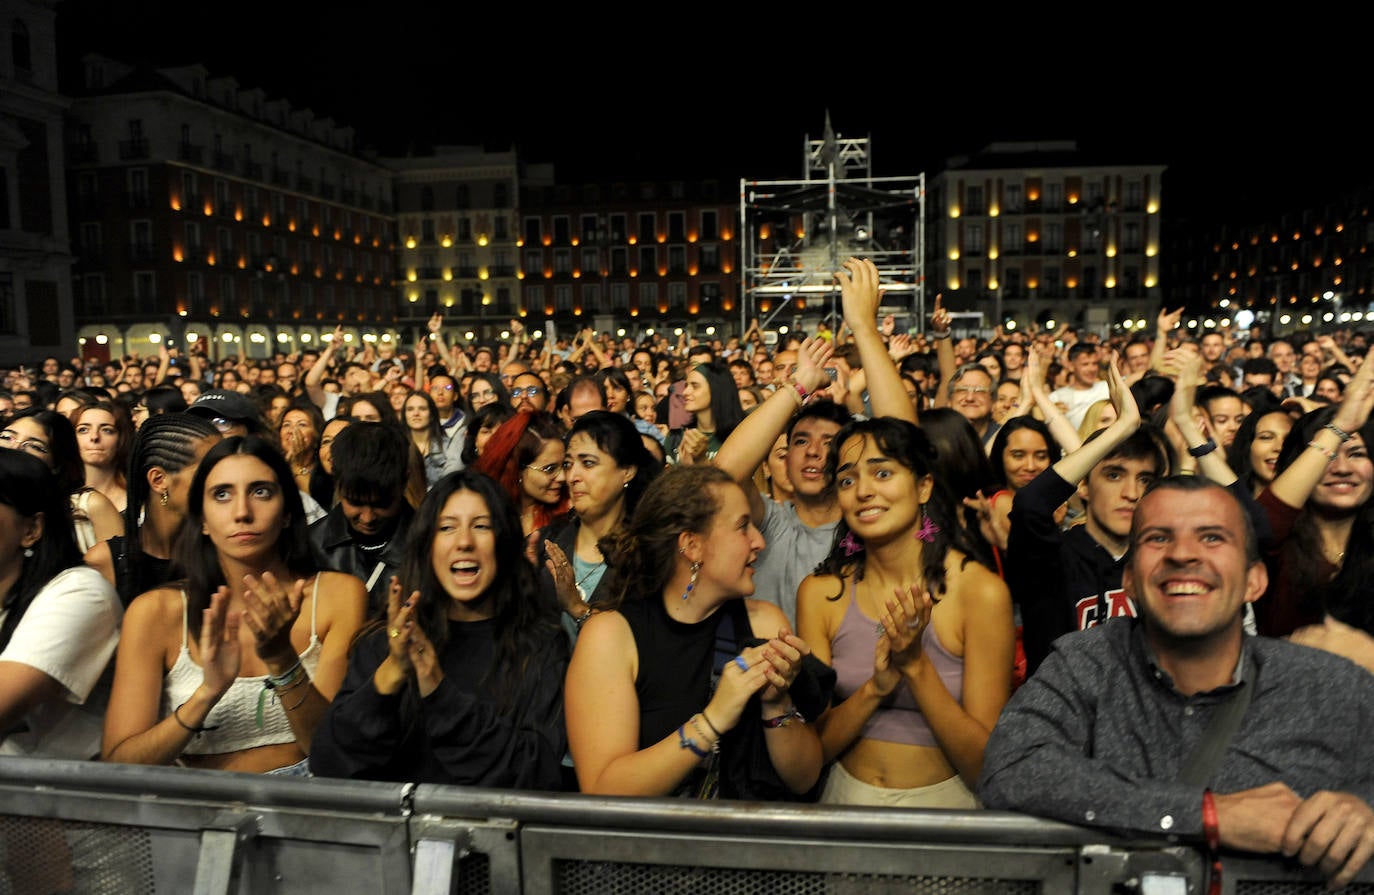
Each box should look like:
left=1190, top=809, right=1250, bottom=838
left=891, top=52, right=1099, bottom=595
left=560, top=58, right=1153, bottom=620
left=1202, top=789, right=1222, bottom=895
left=793, top=382, right=810, bottom=403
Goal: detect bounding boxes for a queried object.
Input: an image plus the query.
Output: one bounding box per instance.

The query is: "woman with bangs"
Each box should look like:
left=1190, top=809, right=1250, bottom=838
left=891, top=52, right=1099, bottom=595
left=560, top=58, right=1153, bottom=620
left=473, top=410, right=569, bottom=539
left=795, top=416, right=1014, bottom=808
left=309, top=470, right=569, bottom=788
left=102, top=435, right=367, bottom=774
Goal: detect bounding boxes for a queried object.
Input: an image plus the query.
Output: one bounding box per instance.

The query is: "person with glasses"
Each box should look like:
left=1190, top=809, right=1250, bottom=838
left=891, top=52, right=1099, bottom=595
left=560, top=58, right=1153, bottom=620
left=509, top=372, right=550, bottom=413
left=2, top=408, right=124, bottom=554
left=473, top=410, right=568, bottom=539
left=946, top=363, right=1000, bottom=448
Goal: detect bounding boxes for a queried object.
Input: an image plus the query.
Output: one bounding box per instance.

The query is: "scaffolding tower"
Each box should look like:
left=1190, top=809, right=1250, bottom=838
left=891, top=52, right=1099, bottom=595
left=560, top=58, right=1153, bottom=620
left=740, top=115, right=925, bottom=336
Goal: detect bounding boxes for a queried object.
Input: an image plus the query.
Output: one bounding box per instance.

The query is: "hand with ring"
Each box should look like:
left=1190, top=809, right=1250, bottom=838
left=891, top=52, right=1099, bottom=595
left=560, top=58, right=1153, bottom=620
left=758, top=628, right=811, bottom=706
left=374, top=576, right=441, bottom=697
left=543, top=542, right=584, bottom=615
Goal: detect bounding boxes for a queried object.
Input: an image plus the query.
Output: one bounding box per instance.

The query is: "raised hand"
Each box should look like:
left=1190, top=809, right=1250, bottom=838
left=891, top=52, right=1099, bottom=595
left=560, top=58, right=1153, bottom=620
left=794, top=336, right=834, bottom=394
left=835, top=256, right=882, bottom=333
left=199, top=587, right=242, bottom=697
left=543, top=541, right=585, bottom=615
left=757, top=629, right=811, bottom=706
left=240, top=572, right=305, bottom=663
left=930, top=294, right=951, bottom=335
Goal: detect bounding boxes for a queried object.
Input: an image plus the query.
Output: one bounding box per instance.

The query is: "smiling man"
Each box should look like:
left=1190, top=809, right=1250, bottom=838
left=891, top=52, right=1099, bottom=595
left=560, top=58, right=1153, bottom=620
left=982, top=476, right=1374, bottom=890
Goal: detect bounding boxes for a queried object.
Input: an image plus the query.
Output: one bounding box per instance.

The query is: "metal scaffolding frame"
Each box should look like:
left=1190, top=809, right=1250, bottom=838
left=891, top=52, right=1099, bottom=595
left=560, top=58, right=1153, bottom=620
left=740, top=119, right=925, bottom=334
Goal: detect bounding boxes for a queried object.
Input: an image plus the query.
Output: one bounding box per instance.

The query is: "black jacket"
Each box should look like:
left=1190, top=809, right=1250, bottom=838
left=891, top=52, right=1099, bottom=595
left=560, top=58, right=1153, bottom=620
left=308, top=502, right=414, bottom=619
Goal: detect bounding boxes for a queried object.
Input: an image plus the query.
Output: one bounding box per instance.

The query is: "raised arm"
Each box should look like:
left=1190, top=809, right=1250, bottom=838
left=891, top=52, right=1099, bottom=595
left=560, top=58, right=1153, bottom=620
left=1148, top=306, right=1184, bottom=377
left=305, top=324, right=345, bottom=409
left=837, top=257, right=914, bottom=423
left=1050, top=361, right=1142, bottom=487
left=929, top=295, right=957, bottom=409
left=1168, top=345, right=1237, bottom=486
left=1025, top=348, right=1082, bottom=453
left=1269, top=349, right=1374, bottom=508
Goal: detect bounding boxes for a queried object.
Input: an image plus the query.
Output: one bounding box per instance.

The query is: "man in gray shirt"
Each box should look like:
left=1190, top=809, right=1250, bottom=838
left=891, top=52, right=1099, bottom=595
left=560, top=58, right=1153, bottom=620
left=979, top=476, right=1374, bottom=889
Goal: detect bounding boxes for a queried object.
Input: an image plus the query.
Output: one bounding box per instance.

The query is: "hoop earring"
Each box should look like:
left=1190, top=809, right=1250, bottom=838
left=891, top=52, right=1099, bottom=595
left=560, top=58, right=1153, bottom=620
left=681, top=560, right=701, bottom=601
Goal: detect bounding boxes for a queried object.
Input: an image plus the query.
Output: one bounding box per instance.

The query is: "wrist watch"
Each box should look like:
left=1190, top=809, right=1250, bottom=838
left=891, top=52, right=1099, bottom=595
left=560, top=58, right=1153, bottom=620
left=1187, top=438, right=1219, bottom=458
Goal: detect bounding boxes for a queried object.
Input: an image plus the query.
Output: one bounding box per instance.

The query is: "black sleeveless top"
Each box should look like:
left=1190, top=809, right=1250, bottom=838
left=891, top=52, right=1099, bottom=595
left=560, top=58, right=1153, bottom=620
left=110, top=535, right=173, bottom=606
left=620, top=596, right=752, bottom=751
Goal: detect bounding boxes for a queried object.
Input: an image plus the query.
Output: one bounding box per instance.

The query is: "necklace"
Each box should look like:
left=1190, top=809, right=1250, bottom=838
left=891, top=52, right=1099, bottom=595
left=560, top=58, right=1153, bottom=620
left=294, top=465, right=313, bottom=476
left=573, top=555, right=606, bottom=602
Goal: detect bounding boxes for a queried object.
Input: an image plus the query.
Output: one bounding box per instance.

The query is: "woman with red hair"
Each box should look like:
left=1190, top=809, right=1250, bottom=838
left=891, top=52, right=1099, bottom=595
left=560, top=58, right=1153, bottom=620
left=473, top=411, right=569, bottom=538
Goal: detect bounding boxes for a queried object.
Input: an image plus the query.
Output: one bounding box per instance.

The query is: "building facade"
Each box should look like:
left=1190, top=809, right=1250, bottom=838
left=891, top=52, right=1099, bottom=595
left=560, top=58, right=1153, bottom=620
left=0, top=0, right=76, bottom=363
left=927, top=141, right=1166, bottom=337
left=65, top=55, right=396, bottom=365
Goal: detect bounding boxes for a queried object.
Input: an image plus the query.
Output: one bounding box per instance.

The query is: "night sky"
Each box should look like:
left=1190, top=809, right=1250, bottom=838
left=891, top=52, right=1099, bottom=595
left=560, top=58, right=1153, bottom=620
left=52, top=4, right=1369, bottom=228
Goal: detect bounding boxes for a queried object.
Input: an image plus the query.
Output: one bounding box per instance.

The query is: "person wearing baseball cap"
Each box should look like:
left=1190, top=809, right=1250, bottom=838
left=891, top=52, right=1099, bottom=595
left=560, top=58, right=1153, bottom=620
left=185, top=390, right=265, bottom=437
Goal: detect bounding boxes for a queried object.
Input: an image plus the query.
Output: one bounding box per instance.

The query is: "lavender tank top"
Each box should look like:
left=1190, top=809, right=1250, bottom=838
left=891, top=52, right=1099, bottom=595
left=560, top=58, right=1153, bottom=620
left=829, top=580, right=964, bottom=747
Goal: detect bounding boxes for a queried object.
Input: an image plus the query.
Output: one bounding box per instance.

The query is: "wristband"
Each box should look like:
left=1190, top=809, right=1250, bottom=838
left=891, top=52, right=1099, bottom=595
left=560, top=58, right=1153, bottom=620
left=1186, top=438, right=1219, bottom=458
left=793, top=381, right=810, bottom=404
left=572, top=607, right=594, bottom=629
left=699, top=709, right=723, bottom=738
left=927, top=330, right=952, bottom=341
left=1325, top=421, right=1354, bottom=442
left=173, top=701, right=219, bottom=736
left=1202, top=789, right=1222, bottom=895
left=1307, top=440, right=1338, bottom=461
left=762, top=707, right=805, bottom=729
left=677, top=725, right=709, bottom=758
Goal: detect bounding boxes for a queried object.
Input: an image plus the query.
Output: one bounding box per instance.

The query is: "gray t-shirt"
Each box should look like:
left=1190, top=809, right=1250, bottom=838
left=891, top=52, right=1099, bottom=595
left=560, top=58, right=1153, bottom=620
left=753, top=496, right=839, bottom=629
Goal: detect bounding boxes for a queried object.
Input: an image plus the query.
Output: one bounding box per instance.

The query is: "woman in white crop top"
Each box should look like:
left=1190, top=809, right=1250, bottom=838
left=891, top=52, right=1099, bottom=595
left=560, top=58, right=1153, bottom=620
left=102, top=435, right=367, bottom=774
left=796, top=416, right=1015, bottom=808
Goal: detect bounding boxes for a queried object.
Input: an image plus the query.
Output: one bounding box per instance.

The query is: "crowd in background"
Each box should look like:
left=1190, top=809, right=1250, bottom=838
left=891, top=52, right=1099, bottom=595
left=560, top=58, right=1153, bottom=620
left=1, top=263, right=1372, bottom=882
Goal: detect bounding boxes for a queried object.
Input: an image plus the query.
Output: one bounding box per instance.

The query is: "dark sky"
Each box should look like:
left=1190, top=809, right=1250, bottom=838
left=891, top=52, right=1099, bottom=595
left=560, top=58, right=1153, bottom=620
left=54, top=4, right=1369, bottom=226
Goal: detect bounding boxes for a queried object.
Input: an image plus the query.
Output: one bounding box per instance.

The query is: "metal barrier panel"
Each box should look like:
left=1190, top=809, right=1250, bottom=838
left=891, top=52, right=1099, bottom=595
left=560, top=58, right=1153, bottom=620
left=0, top=759, right=414, bottom=895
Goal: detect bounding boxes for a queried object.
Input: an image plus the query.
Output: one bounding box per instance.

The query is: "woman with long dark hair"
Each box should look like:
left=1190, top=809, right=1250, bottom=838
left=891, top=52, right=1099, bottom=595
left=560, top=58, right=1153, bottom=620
left=1226, top=406, right=1294, bottom=498
left=102, top=435, right=367, bottom=773
left=1254, top=355, right=1374, bottom=663
left=536, top=411, right=661, bottom=627
left=664, top=359, right=745, bottom=466
left=796, top=416, right=1014, bottom=807
left=310, top=470, right=569, bottom=787
left=84, top=412, right=221, bottom=605
left=2, top=407, right=123, bottom=553
left=563, top=464, right=823, bottom=798
left=401, top=388, right=452, bottom=489
left=278, top=400, right=332, bottom=512
left=0, top=450, right=122, bottom=758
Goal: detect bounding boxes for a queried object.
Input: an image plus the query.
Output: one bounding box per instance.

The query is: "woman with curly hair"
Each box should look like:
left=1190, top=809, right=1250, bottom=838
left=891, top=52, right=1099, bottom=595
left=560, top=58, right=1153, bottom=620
left=795, top=416, right=1014, bottom=808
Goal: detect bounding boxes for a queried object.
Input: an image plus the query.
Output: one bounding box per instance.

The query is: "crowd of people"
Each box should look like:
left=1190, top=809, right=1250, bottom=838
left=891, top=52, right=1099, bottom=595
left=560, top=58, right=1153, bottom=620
left=2, top=260, right=1373, bottom=887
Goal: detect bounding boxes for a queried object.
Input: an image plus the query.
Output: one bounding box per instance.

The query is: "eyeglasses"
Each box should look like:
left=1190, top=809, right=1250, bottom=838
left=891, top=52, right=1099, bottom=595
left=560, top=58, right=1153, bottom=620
left=951, top=386, right=991, bottom=397
left=510, top=386, right=544, bottom=399
left=524, top=462, right=562, bottom=476
left=433, top=384, right=455, bottom=392
left=0, top=431, right=50, bottom=456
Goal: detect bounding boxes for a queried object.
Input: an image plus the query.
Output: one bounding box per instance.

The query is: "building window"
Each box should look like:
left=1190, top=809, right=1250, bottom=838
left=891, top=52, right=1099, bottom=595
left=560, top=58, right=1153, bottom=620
left=525, top=285, right=544, bottom=311
left=215, top=179, right=231, bottom=214
left=523, top=217, right=542, bottom=245
left=10, top=20, right=32, bottom=73
left=493, top=215, right=507, bottom=240
left=553, top=216, right=570, bottom=245
left=217, top=226, right=233, bottom=259
left=1081, top=266, right=1098, bottom=299
left=637, top=212, right=656, bottom=242
left=610, top=282, right=629, bottom=309
left=130, top=220, right=153, bottom=261
left=966, top=185, right=985, bottom=215
left=668, top=211, right=686, bottom=241
left=965, top=269, right=984, bottom=294
left=128, top=168, right=149, bottom=207
left=671, top=281, right=689, bottom=308
left=699, top=244, right=719, bottom=273
left=581, top=248, right=599, bottom=273
left=82, top=274, right=105, bottom=316
left=1123, top=222, right=1141, bottom=252
left=456, top=185, right=470, bottom=209
left=421, top=219, right=435, bottom=243
left=638, top=246, right=656, bottom=274
left=493, top=184, right=507, bottom=208
left=1003, top=268, right=1021, bottom=299
left=182, top=171, right=198, bottom=205
left=700, top=210, right=718, bottom=240
left=609, top=213, right=626, bottom=241
left=554, top=285, right=573, bottom=312
left=187, top=272, right=204, bottom=314
left=639, top=282, right=658, bottom=308
left=80, top=222, right=102, bottom=254
left=582, top=284, right=603, bottom=313
left=1084, top=181, right=1103, bottom=209
left=554, top=249, right=571, bottom=274
left=1045, top=183, right=1062, bottom=211
left=458, top=217, right=471, bottom=241
left=1043, top=268, right=1062, bottom=297
left=965, top=223, right=984, bottom=255
left=1044, top=223, right=1062, bottom=253
left=1004, top=184, right=1023, bottom=213
left=1122, top=266, right=1141, bottom=295
left=580, top=214, right=598, bottom=241
left=421, top=187, right=434, bottom=212
left=523, top=250, right=542, bottom=276
left=610, top=247, right=628, bottom=275
left=1125, top=181, right=1143, bottom=210
left=1004, top=223, right=1021, bottom=255
left=668, top=245, right=686, bottom=274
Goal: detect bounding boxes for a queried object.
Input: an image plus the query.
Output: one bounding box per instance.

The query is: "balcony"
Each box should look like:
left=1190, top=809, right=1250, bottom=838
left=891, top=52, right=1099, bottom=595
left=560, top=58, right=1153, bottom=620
left=128, top=243, right=156, bottom=263
left=489, top=265, right=515, bottom=278
left=178, top=142, right=204, bottom=164
left=118, top=138, right=149, bottom=160
left=212, top=151, right=236, bottom=173
left=419, top=267, right=441, bottom=280
left=455, top=266, right=477, bottom=278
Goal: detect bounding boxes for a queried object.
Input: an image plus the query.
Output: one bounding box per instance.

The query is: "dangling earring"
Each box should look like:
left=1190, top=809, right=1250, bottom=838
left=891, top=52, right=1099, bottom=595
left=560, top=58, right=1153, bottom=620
left=23, top=547, right=34, bottom=558
left=159, top=490, right=170, bottom=507
left=681, top=560, right=701, bottom=601
left=915, top=508, right=940, bottom=543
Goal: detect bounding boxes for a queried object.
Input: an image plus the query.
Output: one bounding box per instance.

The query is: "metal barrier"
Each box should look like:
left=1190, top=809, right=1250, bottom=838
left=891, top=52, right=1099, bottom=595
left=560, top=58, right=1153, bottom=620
left=0, top=758, right=1366, bottom=894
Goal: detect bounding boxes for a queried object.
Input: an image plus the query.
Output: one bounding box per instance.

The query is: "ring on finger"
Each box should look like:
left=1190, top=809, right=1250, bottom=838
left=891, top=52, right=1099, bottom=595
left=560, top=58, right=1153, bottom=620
left=388, top=628, right=401, bottom=638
